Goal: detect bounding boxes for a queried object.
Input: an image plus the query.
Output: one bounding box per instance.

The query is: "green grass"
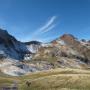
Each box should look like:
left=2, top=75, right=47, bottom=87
left=0, top=68, right=90, bottom=90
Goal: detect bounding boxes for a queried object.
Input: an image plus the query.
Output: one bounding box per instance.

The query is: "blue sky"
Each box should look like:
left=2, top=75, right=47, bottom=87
left=0, top=0, right=90, bottom=42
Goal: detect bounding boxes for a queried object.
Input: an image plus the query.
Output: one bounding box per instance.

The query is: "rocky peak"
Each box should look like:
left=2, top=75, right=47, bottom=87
left=60, top=34, right=79, bottom=46
left=60, top=34, right=77, bottom=41
left=0, top=29, right=17, bottom=47
left=0, top=28, right=30, bottom=60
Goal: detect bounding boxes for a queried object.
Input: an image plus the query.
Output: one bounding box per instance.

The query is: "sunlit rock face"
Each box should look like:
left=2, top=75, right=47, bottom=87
left=54, top=34, right=90, bottom=62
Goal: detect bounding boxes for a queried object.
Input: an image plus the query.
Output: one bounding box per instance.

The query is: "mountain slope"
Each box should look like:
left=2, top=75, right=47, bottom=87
left=0, top=28, right=30, bottom=60
left=0, top=28, right=90, bottom=76
left=29, top=34, right=90, bottom=70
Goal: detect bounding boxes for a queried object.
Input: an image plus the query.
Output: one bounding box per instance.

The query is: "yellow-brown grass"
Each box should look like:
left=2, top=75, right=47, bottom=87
left=0, top=68, right=90, bottom=90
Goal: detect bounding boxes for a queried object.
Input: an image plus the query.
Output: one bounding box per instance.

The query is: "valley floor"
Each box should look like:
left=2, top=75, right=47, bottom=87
left=0, top=68, right=90, bottom=90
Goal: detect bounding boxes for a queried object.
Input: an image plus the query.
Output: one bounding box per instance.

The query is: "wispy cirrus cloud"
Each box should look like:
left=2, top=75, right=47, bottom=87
left=42, top=24, right=56, bottom=33
left=39, top=16, right=57, bottom=32
left=32, top=16, right=57, bottom=38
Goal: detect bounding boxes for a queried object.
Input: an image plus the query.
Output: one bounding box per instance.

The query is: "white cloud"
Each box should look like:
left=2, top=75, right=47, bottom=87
left=39, top=16, right=57, bottom=32
left=32, top=16, right=57, bottom=38
left=42, top=24, right=56, bottom=33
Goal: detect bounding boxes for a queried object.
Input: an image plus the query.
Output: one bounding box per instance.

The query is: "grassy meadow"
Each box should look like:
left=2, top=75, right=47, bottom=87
left=0, top=68, right=90, bottom=90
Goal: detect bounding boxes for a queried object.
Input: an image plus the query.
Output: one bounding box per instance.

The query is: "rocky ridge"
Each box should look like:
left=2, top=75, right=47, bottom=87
left=0, top=29, right=90, bottom=76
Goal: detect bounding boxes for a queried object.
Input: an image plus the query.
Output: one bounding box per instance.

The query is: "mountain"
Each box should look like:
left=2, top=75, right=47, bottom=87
left=0, top=28, right=30, bottom=60
left=0, top=29, right=43, bottom=76
left=60, top=34, right=90, bottom=62
left=25, top=41, right=41, bottom=53
left=22, top=34, right=90, bottom=75
left=31, top=34, right=90, bottom=70
left=0, top=29, right=90, bottom=76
